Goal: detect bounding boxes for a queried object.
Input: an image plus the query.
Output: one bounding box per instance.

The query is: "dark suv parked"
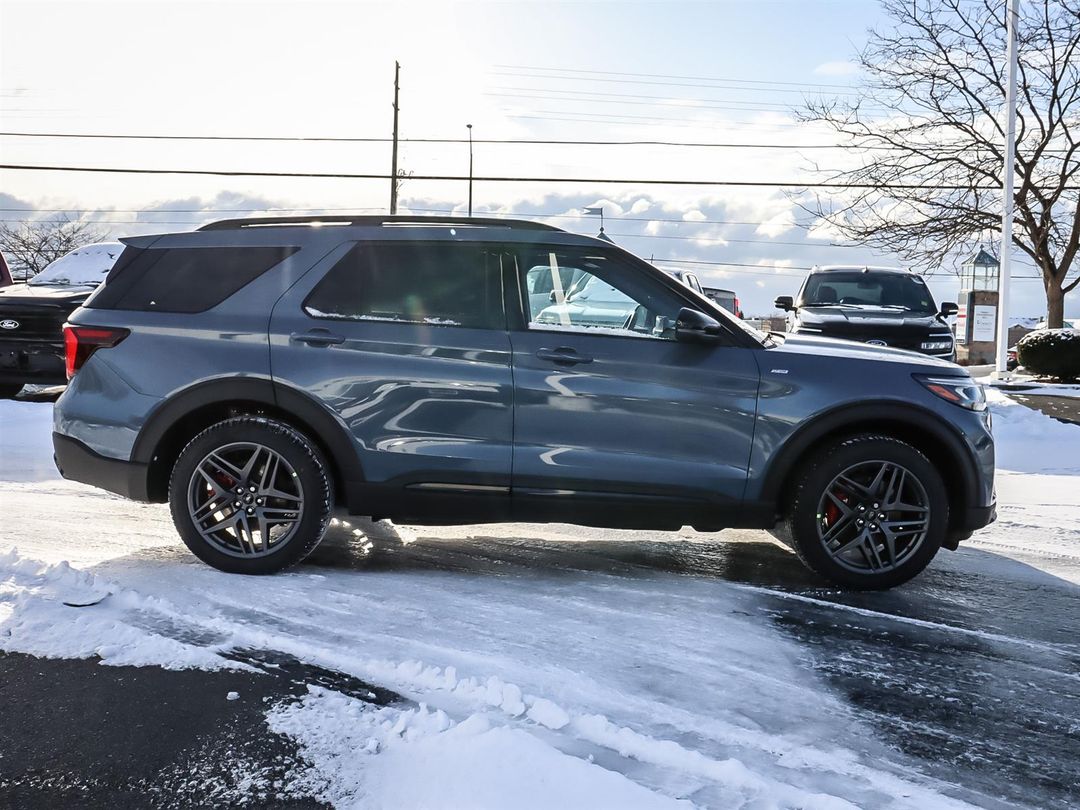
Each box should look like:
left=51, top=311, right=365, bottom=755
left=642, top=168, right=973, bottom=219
left=0, top=242, right=123, bottom=397
left=775, top=265, right=958, bottom=362
left=54, top=217, right=995, bottom=588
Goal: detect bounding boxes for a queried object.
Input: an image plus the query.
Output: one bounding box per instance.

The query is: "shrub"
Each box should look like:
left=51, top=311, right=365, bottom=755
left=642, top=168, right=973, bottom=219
left=1016, top=329, right=1080, bottom=380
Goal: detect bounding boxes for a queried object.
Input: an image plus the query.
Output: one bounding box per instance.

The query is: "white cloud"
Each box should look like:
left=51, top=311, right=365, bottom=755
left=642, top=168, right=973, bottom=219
left=813, top=60, right=859, bottom=77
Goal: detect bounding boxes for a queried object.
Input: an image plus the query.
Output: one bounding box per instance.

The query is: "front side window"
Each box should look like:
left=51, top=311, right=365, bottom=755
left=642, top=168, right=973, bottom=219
left=514, top=247, right=684, bottom=339
left=304, top=242, right=505, bottom=329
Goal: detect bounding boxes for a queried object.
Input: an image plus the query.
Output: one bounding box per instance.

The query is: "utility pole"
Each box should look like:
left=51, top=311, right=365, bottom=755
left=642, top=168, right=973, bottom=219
left=467, top=124, right=474, bottom=217
left=994, top=0, right=1020, bottom=377
left=390, top=61, right=400, bottom=215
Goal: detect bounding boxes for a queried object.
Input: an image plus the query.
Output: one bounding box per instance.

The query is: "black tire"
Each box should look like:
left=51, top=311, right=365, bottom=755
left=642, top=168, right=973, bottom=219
left=772, top=434, right=948, bottom=590
left=169, top=416, right=333, bottom=574
left=0, top=384, right=23, bottom=399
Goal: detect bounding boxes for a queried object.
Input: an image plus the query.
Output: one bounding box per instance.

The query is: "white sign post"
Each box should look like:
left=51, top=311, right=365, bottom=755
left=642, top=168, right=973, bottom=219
left=994, top=0, right=1020, bottom=377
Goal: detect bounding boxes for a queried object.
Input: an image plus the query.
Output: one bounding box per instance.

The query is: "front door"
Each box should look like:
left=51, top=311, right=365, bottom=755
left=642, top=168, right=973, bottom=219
left=505, top=244, right=760, bottom=527
left=269, top=239, right=514, bottom=520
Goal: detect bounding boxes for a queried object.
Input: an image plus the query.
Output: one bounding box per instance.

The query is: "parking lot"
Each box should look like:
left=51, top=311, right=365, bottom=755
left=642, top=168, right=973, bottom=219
left=2, top=389, right=1079, bottom=809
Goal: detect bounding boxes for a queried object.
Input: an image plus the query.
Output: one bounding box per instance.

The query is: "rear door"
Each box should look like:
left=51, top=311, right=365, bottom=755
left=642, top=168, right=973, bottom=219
left=269, top=240, right=514, bottom=519
left=505, top=244, right=760, bottom=525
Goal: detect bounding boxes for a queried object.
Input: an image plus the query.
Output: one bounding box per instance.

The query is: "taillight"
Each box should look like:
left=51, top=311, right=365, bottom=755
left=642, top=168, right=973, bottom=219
left=734, top=297, right=742, bottom=319
left=63, top=325, right=129, bottom=380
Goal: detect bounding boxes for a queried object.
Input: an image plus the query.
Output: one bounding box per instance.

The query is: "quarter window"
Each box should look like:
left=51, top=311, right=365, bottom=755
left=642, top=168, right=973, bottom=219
left=87, top=245, right=299, bottom=313
left=304, top=242, right=504, bottom=329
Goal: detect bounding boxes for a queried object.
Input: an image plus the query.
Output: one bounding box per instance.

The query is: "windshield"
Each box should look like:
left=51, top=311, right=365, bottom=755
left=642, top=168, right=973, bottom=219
left=800, top=272, right=936, bottom=314
left=29, top=243, right=124, bottom=287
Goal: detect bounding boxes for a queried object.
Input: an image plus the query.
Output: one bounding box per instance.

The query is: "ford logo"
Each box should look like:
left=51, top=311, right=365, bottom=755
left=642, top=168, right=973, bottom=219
left=865, top=339, right=888, bottom=346
left=0, top=320, right=19, bottom=330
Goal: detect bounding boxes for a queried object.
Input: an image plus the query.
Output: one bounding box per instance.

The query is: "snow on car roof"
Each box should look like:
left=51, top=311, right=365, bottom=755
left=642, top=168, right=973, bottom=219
left=30, top=242, right=125, bottom=287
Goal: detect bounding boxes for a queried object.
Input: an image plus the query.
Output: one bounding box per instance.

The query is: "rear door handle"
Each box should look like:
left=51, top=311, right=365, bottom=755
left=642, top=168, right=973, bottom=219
left=536, top=347, right=593, bottom=365
left=291, top=329, right=345, bottom=346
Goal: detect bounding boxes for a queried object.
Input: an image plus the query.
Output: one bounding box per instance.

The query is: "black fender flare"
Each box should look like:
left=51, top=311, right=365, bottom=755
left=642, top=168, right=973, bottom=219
left=131, top=376, right=365, bottom=490
left=756, top=401, right=980, bottom=517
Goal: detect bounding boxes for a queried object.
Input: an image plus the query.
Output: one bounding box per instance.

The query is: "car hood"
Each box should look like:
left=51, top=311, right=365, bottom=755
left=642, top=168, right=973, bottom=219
left=0, top=282, right=94, bottom=305
left=768, top=331, right=960, bottom=371
left=797, top=306, right=946, bottom=335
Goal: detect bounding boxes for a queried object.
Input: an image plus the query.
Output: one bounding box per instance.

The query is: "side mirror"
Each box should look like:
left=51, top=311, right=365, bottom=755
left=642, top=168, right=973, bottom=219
left=939, top=301, right=958, bottom=318
left=549, top=290, right=558, bottom=303
left=774, top=295, right=794, bottom=311
left=675, top=307, right=722, bottom=344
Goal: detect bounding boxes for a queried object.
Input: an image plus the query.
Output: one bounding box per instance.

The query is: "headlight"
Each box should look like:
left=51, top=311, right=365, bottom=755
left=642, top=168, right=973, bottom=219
left=920, top=339, right=953, bottom=351
left=915, top=375, right=986, bottom=411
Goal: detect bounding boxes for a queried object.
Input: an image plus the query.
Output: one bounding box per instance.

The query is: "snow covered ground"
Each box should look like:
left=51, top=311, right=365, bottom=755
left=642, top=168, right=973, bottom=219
left=1, top=391, right=1079, bottom=809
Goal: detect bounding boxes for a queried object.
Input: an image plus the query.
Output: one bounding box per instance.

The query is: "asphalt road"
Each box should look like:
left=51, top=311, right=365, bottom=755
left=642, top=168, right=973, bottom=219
left=1001, top=393, right=1080, bottom=425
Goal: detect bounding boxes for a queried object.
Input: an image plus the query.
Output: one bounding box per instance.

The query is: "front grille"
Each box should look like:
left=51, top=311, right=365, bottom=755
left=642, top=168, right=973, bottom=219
left=0, top=309, right=70, bottom=341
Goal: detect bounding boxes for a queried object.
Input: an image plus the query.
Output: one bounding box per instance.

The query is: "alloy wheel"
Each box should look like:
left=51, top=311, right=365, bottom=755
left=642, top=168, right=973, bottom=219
left=816, top=460, right=930, bottom=574
left=187, top=442, right=305, bottom=558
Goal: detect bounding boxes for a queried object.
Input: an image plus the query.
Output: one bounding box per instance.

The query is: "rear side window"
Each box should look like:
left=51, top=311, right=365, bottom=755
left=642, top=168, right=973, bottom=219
left=88, top=245, right=299, bottom=313
left=304, top=242, right=504, bottom=329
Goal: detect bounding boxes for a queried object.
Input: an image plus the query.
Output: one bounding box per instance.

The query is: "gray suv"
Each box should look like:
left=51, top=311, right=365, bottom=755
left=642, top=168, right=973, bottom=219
left=53, top=216, right=996, bottom=588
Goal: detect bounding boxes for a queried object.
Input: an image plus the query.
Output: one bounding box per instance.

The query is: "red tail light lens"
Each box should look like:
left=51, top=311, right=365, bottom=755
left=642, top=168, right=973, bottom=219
left=63, top=325, right=129, bottom=380
left=734, top=297, right=742, bottom=318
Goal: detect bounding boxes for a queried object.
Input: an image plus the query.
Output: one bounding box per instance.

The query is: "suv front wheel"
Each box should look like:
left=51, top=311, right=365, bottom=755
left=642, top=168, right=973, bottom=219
left=169, top=416, right=333, bottom=574
left=776, top=435, right=948, bottom=589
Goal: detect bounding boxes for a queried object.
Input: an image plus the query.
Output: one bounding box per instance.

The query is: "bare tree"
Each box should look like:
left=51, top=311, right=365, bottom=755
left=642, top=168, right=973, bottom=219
left=0, top=217, right=110, bottom=280
left=799, top=0, right=1080, bottom=327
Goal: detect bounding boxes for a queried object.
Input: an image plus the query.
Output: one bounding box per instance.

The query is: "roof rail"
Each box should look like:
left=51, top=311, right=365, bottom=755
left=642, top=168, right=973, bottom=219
left=198, top=214, right=563, bottom=232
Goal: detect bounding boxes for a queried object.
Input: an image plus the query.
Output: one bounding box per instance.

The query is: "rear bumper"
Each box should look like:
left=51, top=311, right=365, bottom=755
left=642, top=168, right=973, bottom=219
left=53, top=432, right=149, bottom=501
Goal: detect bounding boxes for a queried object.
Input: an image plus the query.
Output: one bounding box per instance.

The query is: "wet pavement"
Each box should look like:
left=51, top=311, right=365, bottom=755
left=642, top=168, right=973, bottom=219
left=1001, top=393, right=1080, bottom=425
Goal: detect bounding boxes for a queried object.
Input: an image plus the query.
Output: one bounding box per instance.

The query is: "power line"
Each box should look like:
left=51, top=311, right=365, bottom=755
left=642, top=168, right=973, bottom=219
left=0, top=162, right=1028, bottom=190
left=0, top=205, right=792, bottom=227
left=487, top=87, right=897, bottom=115
left=493, top=65, right=857, bottom=90
left=0, top=130, right=881, bottom=150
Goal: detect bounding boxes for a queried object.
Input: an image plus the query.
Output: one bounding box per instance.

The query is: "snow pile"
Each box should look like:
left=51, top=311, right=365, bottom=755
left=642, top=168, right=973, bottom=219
left=0, top=549, right=241, bottom=670
left=1, top=400, right=61, bottom=483
left=986, top=387, right=1080, bottom=473
left=268, top=686, right=688, bottom=810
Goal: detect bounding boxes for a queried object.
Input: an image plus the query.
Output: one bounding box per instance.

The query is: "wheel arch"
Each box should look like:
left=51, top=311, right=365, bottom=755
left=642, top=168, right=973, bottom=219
left=133, top=377, right=363, bottom=503
left=758, top=402, right=979, bottom=535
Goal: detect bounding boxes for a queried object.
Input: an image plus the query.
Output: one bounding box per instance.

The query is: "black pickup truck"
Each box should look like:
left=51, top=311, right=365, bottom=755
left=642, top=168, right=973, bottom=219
left=0, top=242, right=123, bottom=397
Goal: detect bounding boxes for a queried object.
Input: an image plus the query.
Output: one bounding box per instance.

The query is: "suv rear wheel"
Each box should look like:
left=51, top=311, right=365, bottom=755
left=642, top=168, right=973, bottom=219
left=776, top=435, right=948, bottom=589
left=169, top=416, right=333, bottom=574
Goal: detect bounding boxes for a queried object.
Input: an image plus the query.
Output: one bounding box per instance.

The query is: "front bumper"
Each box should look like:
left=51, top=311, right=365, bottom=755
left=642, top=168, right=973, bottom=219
left=0, top=341, right=66, bottom=385
left=53, top=432, right=149, bottom=501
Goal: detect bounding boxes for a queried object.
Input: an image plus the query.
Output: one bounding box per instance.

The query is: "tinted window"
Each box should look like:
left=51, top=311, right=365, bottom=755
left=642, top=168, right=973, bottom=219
left=89, top=245, right=298, bottom=312
left=801, top=272, right=936, bottom=313
left=304, top=242, right=504, bottom=329
left=515, top=246, right=684, bottom=339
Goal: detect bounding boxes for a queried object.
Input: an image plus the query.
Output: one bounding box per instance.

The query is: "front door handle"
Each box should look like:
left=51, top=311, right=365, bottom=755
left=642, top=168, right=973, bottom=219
left=291, top=329, right=345, bottom=346
left=536, top=347, right=593, bottom=365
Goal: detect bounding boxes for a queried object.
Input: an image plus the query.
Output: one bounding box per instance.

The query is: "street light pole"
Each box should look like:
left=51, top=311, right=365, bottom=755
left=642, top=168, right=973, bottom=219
left=467, top=124, right=473, bottom=218
left=995, top=0, right=1020, bottom=377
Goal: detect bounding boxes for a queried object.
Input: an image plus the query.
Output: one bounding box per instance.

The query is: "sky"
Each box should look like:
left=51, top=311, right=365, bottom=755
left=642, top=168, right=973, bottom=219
left=1, top=0, right=1074, bottom=318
